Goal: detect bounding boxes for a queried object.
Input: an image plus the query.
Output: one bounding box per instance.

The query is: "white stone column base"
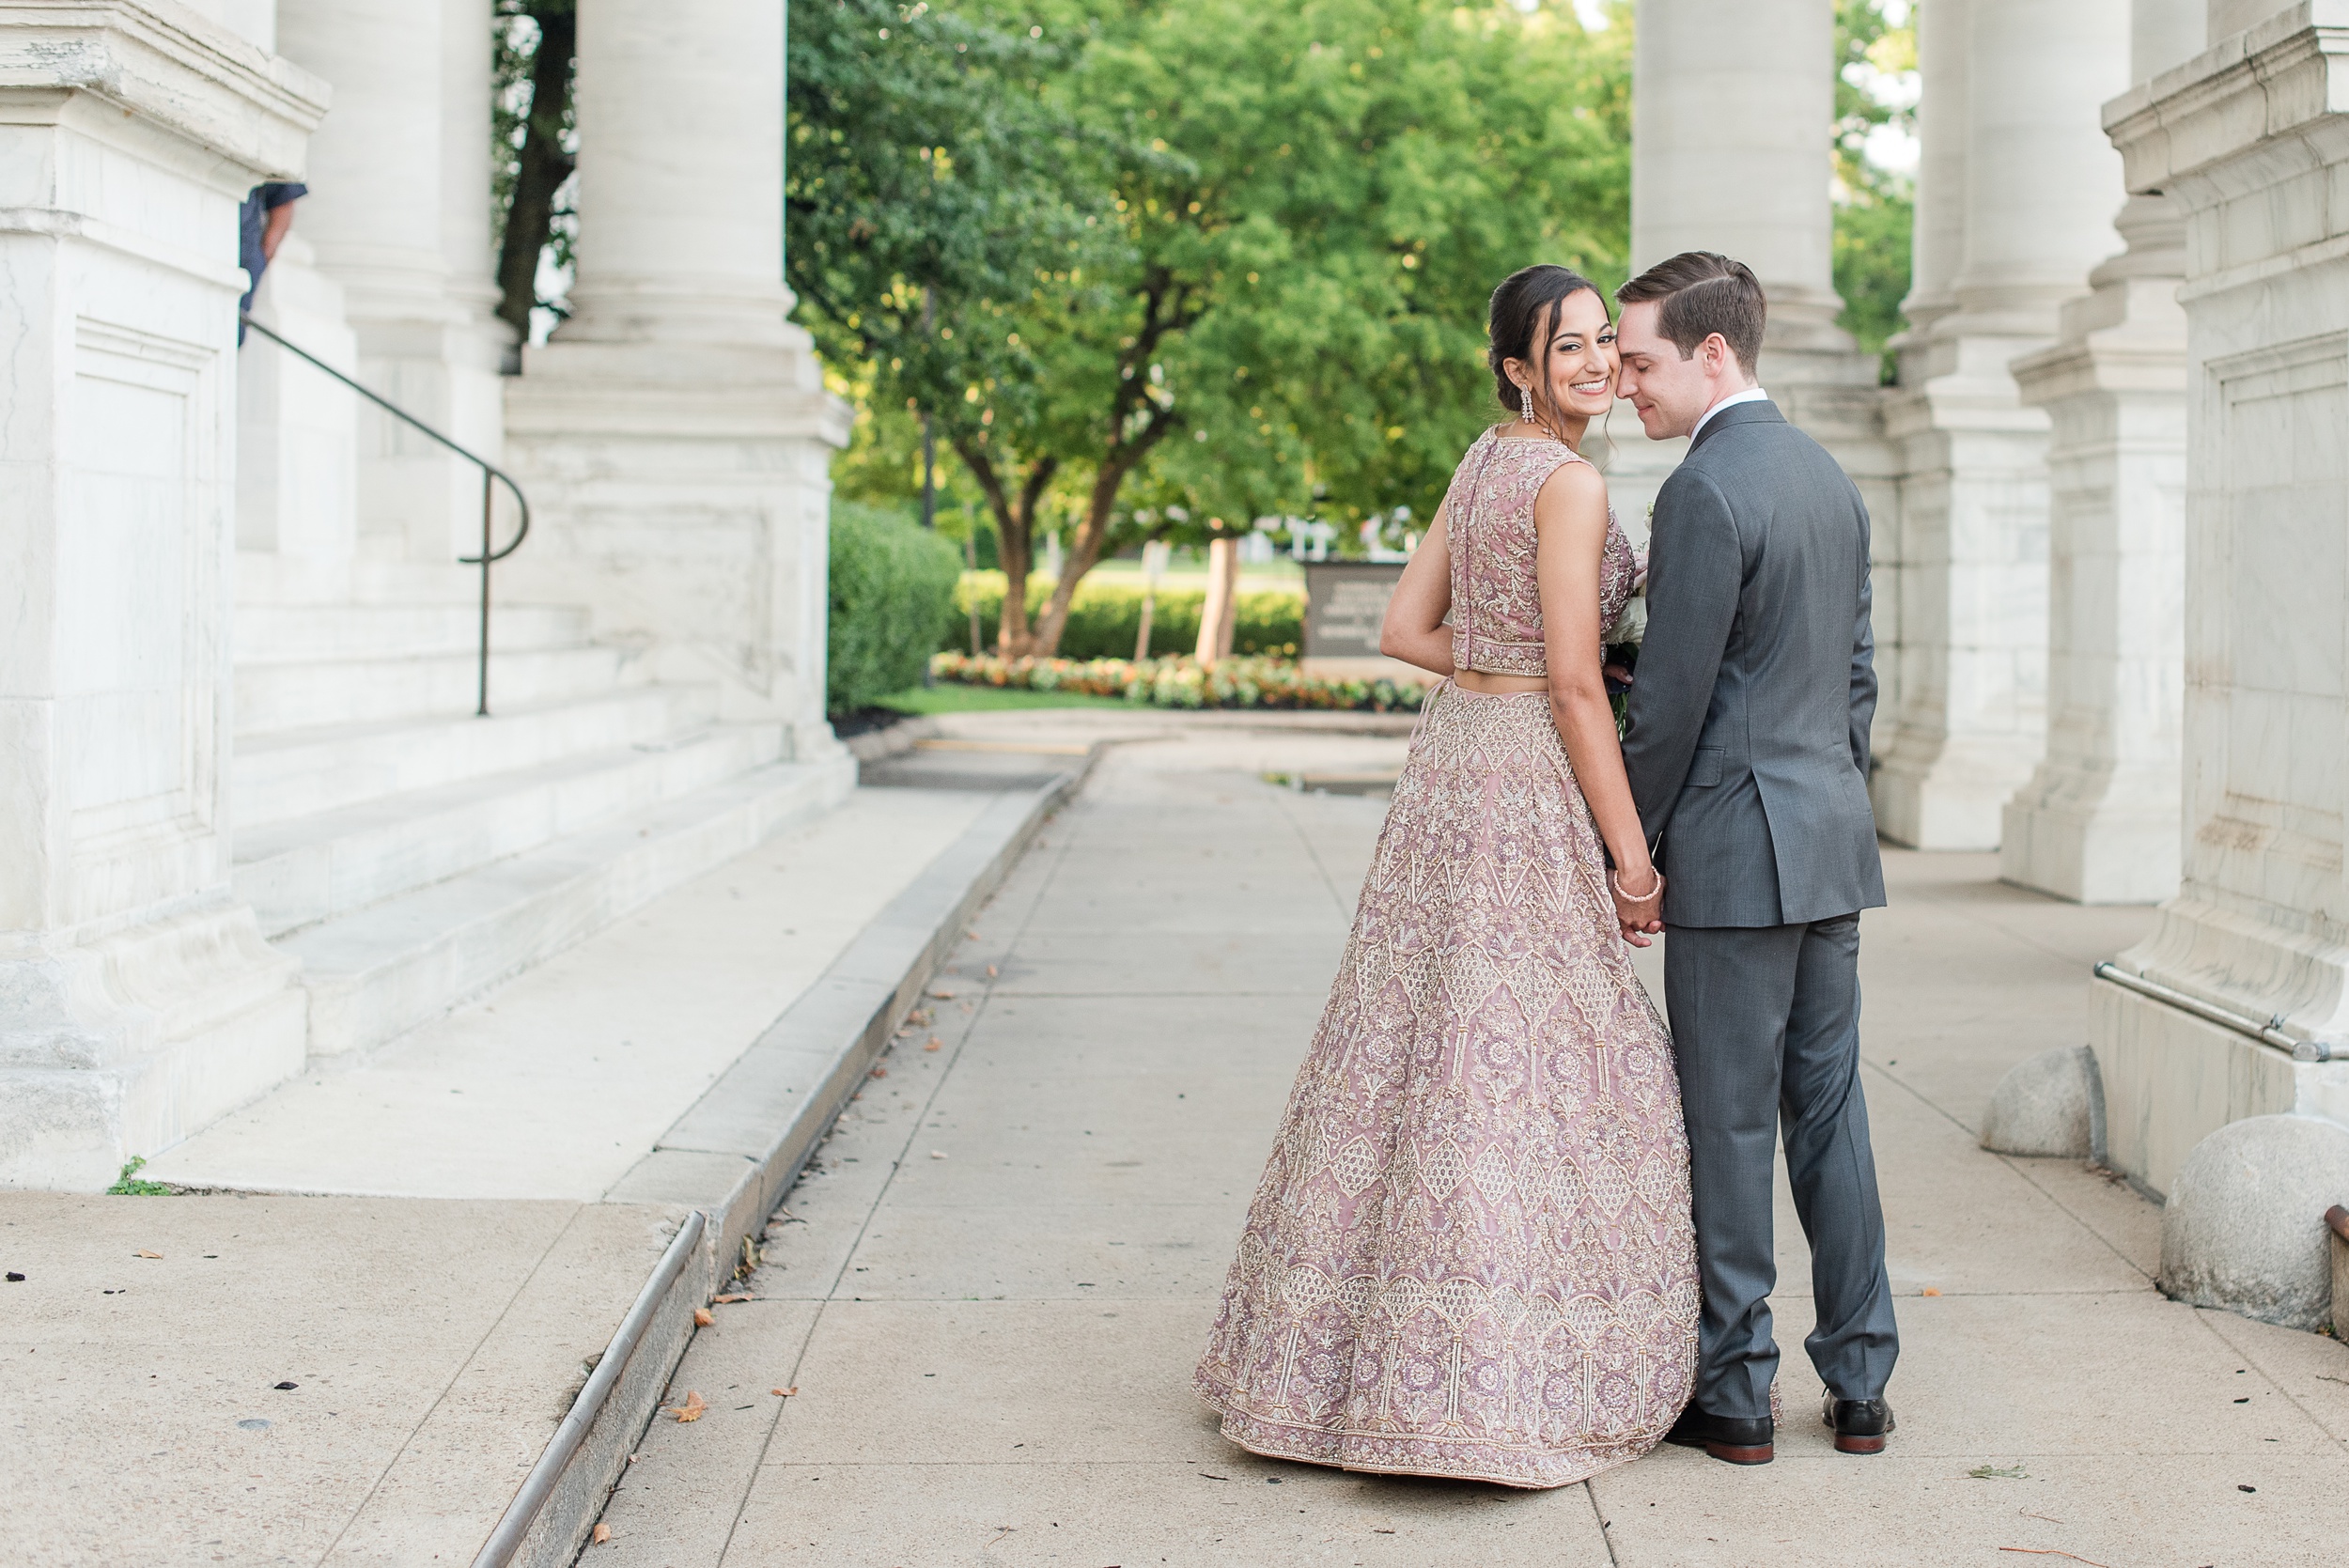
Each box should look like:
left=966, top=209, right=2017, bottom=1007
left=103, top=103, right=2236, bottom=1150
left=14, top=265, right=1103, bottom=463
left=0, top=905, right=307, bottom=1190
left=1873, top=329, right=2057, bottom=849
left=504, top=335, right=854, bottom=759
left=2093, top=892, right=2349, bottom=1195
left=2000, top=763, right=2182, bottom=903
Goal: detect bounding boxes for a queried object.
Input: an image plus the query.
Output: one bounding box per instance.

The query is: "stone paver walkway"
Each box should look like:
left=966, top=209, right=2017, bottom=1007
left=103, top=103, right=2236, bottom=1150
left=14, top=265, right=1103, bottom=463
left=595, top=716, right=2349, bottom=1567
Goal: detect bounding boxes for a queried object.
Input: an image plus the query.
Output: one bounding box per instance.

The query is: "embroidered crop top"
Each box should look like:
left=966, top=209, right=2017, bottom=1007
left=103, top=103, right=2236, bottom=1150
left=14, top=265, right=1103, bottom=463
left=1441, top=427, right=1639, bottom=678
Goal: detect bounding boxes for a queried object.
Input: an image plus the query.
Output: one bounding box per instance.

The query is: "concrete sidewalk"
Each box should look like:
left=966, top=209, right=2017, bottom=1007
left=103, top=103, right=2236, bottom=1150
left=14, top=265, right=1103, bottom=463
left=594, top=716, right=2349, bottom=1567
left=0, top=767, right=1065, bottom=1566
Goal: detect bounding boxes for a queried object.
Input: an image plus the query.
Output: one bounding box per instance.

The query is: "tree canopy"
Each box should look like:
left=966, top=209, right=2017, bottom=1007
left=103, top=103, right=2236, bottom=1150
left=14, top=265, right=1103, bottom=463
left=786, top=0, right=1635, bottom=656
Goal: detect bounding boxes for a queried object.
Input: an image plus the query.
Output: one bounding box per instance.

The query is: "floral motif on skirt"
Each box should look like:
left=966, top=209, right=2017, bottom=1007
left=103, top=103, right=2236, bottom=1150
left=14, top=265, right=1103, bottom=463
left=1194, top=682, right=1700, bottom=1488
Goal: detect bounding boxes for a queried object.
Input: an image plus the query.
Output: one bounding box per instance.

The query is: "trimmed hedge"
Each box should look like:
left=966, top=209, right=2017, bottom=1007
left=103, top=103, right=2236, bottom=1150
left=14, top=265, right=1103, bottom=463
left=828, top=503, right=963, bottom=714
left=931, top=650, right=1430, bottom=714
left=946, top=571, right=1303, bottom=660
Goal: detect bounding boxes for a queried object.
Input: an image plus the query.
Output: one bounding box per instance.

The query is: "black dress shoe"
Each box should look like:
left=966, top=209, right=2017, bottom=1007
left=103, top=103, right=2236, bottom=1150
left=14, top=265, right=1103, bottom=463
left=1822, top=1392, right=1895, bottom=1454
left=1663, top=1404, right=1707, bottom=1448
left=1662, top=1405, right=1773, bottom=1465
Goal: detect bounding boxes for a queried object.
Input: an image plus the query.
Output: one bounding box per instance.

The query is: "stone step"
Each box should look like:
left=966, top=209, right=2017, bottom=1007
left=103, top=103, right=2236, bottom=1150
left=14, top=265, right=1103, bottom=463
left=237, top=552, right=496, bottom=608
left=234, top=601, right=591, bottom=661
left=237, top=722, right=787, bottom=939
left=233, top=687, right=716, bottom=829
left=236, top=644, right=633, bottom=735
left=280, top=755, right=856, bottom=1059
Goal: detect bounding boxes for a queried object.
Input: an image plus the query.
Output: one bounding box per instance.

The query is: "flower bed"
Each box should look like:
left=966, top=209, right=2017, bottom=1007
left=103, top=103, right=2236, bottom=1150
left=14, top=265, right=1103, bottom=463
left=929, top=651, right=1430, bottom=713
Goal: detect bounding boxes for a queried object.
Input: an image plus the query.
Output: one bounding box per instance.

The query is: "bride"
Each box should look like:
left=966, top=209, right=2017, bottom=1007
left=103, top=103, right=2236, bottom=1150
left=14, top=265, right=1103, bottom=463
left=1192, top=264, right=1699, bottom=1488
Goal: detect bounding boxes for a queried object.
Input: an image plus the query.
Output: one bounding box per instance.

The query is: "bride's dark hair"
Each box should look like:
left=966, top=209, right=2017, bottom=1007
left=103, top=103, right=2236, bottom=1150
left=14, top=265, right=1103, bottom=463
left=1487, top=263, right=1609, bottom=448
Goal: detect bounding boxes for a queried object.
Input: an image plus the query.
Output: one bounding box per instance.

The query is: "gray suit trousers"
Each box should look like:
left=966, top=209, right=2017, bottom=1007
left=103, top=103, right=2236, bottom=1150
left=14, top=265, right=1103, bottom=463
left=1664, top=915, right=1898, bottom=1418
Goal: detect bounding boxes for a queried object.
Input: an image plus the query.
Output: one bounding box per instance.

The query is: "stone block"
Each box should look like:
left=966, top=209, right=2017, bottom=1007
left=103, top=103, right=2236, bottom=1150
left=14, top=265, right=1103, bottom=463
left=2157, top=1113, right=2349, bottom=1330
left=1981, top=1045, right=2105, bottom=1158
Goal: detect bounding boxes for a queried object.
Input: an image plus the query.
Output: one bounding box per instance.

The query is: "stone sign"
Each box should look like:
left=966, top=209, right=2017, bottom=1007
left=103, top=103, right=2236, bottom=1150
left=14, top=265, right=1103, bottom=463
left=1303, top=562, right=1406, bottom=660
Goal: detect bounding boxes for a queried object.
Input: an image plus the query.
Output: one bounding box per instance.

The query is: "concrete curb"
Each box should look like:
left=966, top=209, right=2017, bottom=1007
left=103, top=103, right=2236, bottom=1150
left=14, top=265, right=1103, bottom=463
left=484, top=758, right=1097, bottom=1568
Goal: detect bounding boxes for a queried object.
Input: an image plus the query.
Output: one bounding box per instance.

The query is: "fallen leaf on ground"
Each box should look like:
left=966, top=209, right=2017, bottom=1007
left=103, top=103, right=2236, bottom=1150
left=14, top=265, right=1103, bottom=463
left=591, top=1524, right=612, bottom=1545
left=928, top=988, right=956, bottom=1000
left=1969, top=1464, right=2028, bottom=1480
left=929, top=1150, right=948, bottom=1159
left=925, top=1037, right=942, bottom=1051
left=713, top=1293, right=753, bottom=1304
left=692, top=1308, right=713, bottom=1327
left=771, top=1386, right=798, bottom=1397
left=135, top=1250, right=162, bottom=1259
left=987, top=965, right=999, bottom=979
left=1921, top=1287, right=1942, bottom=1296
left=870, top=1066, right=888, bottom=1079
left=670, top=1390, right=708, bottom=1422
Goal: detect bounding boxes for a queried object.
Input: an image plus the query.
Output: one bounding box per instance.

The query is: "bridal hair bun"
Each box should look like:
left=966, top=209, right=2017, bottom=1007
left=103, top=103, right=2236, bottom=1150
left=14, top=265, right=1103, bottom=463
left=1487, top=263, right=1602, bottom=419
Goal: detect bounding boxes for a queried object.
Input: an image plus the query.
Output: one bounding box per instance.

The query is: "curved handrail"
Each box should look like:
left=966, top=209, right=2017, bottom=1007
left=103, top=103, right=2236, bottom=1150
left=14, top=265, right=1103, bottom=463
left=240, top=315, right=530, bottom=561
left=241, top=314, right=531, bottom=715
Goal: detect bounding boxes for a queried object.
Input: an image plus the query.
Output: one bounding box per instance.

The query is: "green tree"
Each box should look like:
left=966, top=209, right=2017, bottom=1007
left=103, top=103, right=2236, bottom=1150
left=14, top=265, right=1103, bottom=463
left=1832, top=0, right=1917, bottom=378
left=786, top=0, right=1110, bottom=655
left=492, top=0, right=577, bottom=344
left=965, top=0, right=1633, bottom=655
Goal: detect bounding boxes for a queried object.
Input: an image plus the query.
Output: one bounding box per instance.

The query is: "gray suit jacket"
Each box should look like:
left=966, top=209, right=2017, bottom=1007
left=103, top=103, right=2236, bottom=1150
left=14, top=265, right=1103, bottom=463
left=1621, top=400, right=1886, bottom=927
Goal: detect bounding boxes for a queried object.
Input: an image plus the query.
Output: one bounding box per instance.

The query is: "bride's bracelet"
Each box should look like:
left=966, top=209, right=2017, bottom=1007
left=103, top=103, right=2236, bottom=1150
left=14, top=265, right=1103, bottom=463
left=1611, top=866, right=1662, bottom=904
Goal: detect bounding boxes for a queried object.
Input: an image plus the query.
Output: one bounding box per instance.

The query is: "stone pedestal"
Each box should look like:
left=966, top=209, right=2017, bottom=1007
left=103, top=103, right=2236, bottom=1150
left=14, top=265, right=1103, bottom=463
left=1619, top=0, right=1897, bottom=540
left=2000, top=0, right=2200, bottom=904
left=1874, top=0, right=2134, bottom=849
left=275, top=0, right=511, bottom=567
left=2094, top=1, right=2349, bottom=1195
left=0, top=6, right=325, bottom=1188
left=505, top=0, right=849, bottom=757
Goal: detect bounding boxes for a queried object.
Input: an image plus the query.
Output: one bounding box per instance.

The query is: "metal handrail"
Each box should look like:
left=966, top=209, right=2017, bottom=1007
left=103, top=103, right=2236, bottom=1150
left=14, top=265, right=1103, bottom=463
left=469, top=1207, right=707, bottom=1568
left=2092, top=960, right=2340, bottom=1063
left=240, top=314, right=531, bottom=717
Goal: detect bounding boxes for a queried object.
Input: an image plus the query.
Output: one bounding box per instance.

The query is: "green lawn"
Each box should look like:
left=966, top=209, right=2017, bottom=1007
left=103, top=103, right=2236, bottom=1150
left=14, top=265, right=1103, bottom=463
left=878, top=684, right=1132, bottom=715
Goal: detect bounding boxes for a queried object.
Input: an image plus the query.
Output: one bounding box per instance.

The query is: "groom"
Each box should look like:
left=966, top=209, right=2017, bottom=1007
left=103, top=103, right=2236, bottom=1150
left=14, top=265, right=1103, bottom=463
left=1610, top=252, right=1899, bottom=1465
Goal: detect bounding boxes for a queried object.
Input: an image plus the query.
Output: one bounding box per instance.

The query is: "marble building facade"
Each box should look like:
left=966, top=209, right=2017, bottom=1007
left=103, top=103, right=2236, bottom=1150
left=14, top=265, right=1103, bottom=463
left=0, top=0, right=2341, bottom=1310
left=0, top=0, right=848, bottom=1190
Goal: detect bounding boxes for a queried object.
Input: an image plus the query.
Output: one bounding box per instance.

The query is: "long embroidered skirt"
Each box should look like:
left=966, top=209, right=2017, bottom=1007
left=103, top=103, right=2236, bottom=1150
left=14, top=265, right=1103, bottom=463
left=1194, top=681, right=1700, bottom=1488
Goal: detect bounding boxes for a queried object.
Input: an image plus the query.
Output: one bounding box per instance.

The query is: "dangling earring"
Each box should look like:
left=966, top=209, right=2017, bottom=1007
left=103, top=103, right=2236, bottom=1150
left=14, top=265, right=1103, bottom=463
left=1519, top=382, right=1534, bottom=423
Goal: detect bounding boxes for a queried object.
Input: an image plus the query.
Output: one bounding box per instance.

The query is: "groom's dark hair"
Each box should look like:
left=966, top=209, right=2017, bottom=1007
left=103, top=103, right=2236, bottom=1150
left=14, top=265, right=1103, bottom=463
left=1616, top=252, right=1766, bottom=374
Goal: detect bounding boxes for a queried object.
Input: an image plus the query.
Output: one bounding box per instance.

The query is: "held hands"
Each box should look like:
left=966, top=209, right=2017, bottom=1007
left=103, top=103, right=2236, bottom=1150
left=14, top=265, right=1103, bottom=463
left=1610, top=864, right=1665, bottom=946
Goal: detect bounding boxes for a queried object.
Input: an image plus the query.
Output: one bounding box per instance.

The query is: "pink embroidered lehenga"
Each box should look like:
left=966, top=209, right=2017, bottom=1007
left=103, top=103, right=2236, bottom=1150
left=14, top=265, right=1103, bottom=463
left=1193, top=428, right=1700, bottom=1489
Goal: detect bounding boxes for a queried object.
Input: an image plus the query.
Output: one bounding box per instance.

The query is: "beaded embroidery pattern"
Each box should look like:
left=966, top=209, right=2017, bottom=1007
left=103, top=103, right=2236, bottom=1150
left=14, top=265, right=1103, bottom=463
left=1193, top=681, right=1700, bottom=1485
left=1444, top=427, right=1641, bottom=677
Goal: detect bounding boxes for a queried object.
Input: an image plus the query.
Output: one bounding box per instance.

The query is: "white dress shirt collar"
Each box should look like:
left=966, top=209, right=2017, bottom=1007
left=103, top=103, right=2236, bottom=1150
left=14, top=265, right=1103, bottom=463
left=1690, top=384, right=1770, bottom=442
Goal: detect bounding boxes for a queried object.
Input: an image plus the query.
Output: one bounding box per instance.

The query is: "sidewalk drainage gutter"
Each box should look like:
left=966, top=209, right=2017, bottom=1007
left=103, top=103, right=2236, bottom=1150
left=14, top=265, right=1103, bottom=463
left=469, top=1206, right=707, bottom=1568
left=2092, top=961, right=2339, bottom=1062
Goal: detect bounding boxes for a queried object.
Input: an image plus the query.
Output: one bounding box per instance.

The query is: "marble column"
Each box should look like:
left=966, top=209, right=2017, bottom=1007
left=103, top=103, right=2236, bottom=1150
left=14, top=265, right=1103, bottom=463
left=1621, top=0, right=1895, bottom=543
left=274, top=0, right=512, bottom=567
left=1999, top=0, right=2201, bottom=903
left=506, top=0, right=850, bottom=756
left=2093, top=0, right=2349, bottom=1194
left=0, top=5, right=322, bottom=1188
left=1872, top=0, right=2134, bottom=849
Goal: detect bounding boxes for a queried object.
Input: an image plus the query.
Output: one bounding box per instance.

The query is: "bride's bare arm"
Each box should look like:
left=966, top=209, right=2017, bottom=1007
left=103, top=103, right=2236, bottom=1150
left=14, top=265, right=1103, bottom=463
left=1377, top=511, right=1457, bottom=677
left=1533, top=464, right=1659, bottom=914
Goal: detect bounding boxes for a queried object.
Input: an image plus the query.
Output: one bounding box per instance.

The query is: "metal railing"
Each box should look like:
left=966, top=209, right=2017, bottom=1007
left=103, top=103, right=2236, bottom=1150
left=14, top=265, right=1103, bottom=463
left=241, top=314, right=531, bottom=717
left=469, top=1207, right=707, bottom=1568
